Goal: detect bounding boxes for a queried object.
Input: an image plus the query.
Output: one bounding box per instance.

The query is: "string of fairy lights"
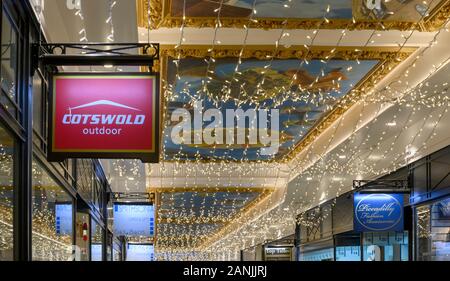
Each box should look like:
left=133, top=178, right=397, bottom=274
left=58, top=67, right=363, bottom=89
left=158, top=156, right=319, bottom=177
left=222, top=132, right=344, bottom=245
left=148, top=3, right=306, bottom=258
left=153, top=1, right=442, bottom=258
left=204, top=20, right=450, bottom=260
left=173, top=2, right=448, bottom=260
left=106, top=0, right=117, bottom=42
left=0, top=0, right=127, bottom=261
left=2, top=0, right=449, bottom=261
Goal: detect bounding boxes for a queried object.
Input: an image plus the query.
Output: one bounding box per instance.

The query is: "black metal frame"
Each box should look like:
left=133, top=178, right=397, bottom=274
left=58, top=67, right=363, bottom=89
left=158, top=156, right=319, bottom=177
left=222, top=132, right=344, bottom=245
left=33, top=42, right=159, bottom=69
left=353, top=179, right=410, bottom=194
left=112, top=192, right=155, bottom=203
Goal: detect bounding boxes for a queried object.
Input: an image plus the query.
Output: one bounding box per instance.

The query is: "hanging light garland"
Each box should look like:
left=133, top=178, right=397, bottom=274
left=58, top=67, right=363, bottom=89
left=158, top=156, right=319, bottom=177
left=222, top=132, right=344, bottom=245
left=127, top=0, right=450, bottom=261
left=106, top=0, right=117, bottom=42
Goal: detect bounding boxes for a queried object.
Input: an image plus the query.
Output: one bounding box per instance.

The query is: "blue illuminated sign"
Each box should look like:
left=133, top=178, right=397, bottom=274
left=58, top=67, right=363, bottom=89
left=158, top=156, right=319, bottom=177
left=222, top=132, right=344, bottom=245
left=126, top=244, right=154, bottom=261
left=91, top=244, right=102, bottom=261
left=354, top=193, right=404, bottom=232
left=113, top=204, right=154, bottom=237
left=55, top=203, right=72, bottom=235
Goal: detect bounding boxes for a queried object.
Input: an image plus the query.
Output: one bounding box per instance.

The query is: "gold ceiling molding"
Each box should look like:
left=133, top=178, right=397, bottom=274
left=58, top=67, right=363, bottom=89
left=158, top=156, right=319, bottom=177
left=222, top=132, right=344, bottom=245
left=159, top=45, right=416, bottom=163
left=159, top=45, right=416, bottom=61
left=138, top=0, right=450, bottom=31
left=421, top=0, right=450, bottom=31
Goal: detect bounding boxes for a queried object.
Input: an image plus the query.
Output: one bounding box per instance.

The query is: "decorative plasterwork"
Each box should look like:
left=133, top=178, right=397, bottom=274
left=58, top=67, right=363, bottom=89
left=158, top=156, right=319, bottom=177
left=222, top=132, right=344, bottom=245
left=137, top=0, right=450, bottom=31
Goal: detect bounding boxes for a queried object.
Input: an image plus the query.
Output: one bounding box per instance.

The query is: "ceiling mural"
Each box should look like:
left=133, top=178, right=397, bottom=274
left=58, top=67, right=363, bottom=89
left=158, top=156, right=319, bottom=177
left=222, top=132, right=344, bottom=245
left=153, top=187, right=271, bottom=249
left=160, top=46, right=415, bottom=162
left=139, top=0, right=450, bottom=30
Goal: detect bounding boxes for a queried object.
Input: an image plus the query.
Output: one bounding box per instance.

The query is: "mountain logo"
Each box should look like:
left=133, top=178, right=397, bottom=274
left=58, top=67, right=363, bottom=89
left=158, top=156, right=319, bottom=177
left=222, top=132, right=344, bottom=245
left=69, top=100, right=141, bottom=112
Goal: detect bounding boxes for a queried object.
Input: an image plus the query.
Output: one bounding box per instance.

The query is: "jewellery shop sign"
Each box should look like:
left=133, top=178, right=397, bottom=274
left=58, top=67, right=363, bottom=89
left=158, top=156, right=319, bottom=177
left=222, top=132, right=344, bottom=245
left=48, top=73, right=159, bottom=163
left=353, top=193, right=404, bottom=232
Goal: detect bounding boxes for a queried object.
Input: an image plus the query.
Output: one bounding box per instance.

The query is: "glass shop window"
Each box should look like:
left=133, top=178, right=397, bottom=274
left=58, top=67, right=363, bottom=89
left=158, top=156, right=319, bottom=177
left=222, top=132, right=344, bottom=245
left=0, top=124, right=15, bottom=260
left=113, top=240, right=122, bottom=261
left=32, top=71, right=45, bottom=148
left=76, top=159, right=94, bottom=203
left=362, top=231, right=409, bottom=261
left=75, top=212, right=90, bottom=261
left=106, top=232, right=112, bottom=261
left=0, top=11, right=18, bottom=118
left=32, top=159, right=74, bottom=261
left=299, top=248, right=334, bottom=261
left=91, top=218, right=103, bottom=261
left=335, top=246, right=361, bottom=261
left=334, top=233, right=361, bottom=261
left=417, top=197, right=450, bottom=261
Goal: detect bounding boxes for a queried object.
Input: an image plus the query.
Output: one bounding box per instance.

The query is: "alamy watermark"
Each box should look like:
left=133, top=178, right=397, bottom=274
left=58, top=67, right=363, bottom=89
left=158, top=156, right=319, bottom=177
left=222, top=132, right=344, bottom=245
left=170, top=101, right=280, bottom=156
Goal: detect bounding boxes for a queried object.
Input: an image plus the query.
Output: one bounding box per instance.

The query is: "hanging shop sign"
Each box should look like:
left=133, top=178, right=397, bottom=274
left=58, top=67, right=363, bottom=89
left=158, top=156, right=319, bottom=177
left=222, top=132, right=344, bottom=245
left=353, top=193, right=404, bottom=232
left=113, top=203, right=155, bottom=237
left=264, top=247, right=292, bottom=257
left=48, top=73, right=159, bottom=162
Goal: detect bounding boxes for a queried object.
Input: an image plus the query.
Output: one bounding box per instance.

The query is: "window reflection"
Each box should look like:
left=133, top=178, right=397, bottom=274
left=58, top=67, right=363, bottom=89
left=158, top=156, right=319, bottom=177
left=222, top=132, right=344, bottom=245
left=1, top=11, right=18, bottom=117
left=32, top=160, right=73, bottom=261
left=91, top=218, right=103, bottom=261
left=0, top=125, right=14, bottom=260
left=362, top=231, right=408, bottom=261
left=75, top=212, right=90, bottom=261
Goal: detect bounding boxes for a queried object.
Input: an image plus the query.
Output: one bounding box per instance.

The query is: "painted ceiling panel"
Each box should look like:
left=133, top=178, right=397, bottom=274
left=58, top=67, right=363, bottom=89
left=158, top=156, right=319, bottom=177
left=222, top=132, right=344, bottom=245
left=163, top=57, right=379, bottom=161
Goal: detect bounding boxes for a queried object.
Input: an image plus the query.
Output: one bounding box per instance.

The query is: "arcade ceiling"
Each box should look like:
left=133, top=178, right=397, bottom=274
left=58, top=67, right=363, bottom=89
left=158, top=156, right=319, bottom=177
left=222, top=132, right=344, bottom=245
left=35, top=0, right=450, bottom=259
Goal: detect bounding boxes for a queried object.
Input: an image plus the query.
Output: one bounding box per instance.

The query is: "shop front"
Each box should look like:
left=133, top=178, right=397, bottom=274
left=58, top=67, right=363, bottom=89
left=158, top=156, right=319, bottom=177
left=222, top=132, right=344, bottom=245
left=296, top=144, right=450, bottom=261
left=409, top=146, right=450, bottom=261
left=296, top=187, right=412, bottom=261
left=0, top=0, right=112, bottom=261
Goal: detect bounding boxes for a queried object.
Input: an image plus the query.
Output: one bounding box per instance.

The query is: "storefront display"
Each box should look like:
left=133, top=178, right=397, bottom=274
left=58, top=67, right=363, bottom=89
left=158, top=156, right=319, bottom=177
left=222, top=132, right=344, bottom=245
left=91, top=218, right=104, bottom=261
left=299, top=248, right=334, bottom=261
left=32, top=160, right=74, bottom=261
left=113, top=203, right=154, bottom=237
left=335, top=246, right=361, bottom=261
left=335, top=233, right=361, bottom=261
left=75, top=212, right=90, bottom=261
left=362, top=232, right=409, bottom=261
left=0, top=125, right=14, bottom=260
left=416, top=196, right=450, bottom=261
left=1, top=9, right=18, bottom=117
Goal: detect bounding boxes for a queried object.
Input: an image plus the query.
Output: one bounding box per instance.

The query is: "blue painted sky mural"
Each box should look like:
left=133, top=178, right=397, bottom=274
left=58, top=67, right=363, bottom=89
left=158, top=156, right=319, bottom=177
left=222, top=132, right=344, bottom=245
left=229, top=0, right=352, bottom=18
left=164, top=57, right=379, bottom=161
